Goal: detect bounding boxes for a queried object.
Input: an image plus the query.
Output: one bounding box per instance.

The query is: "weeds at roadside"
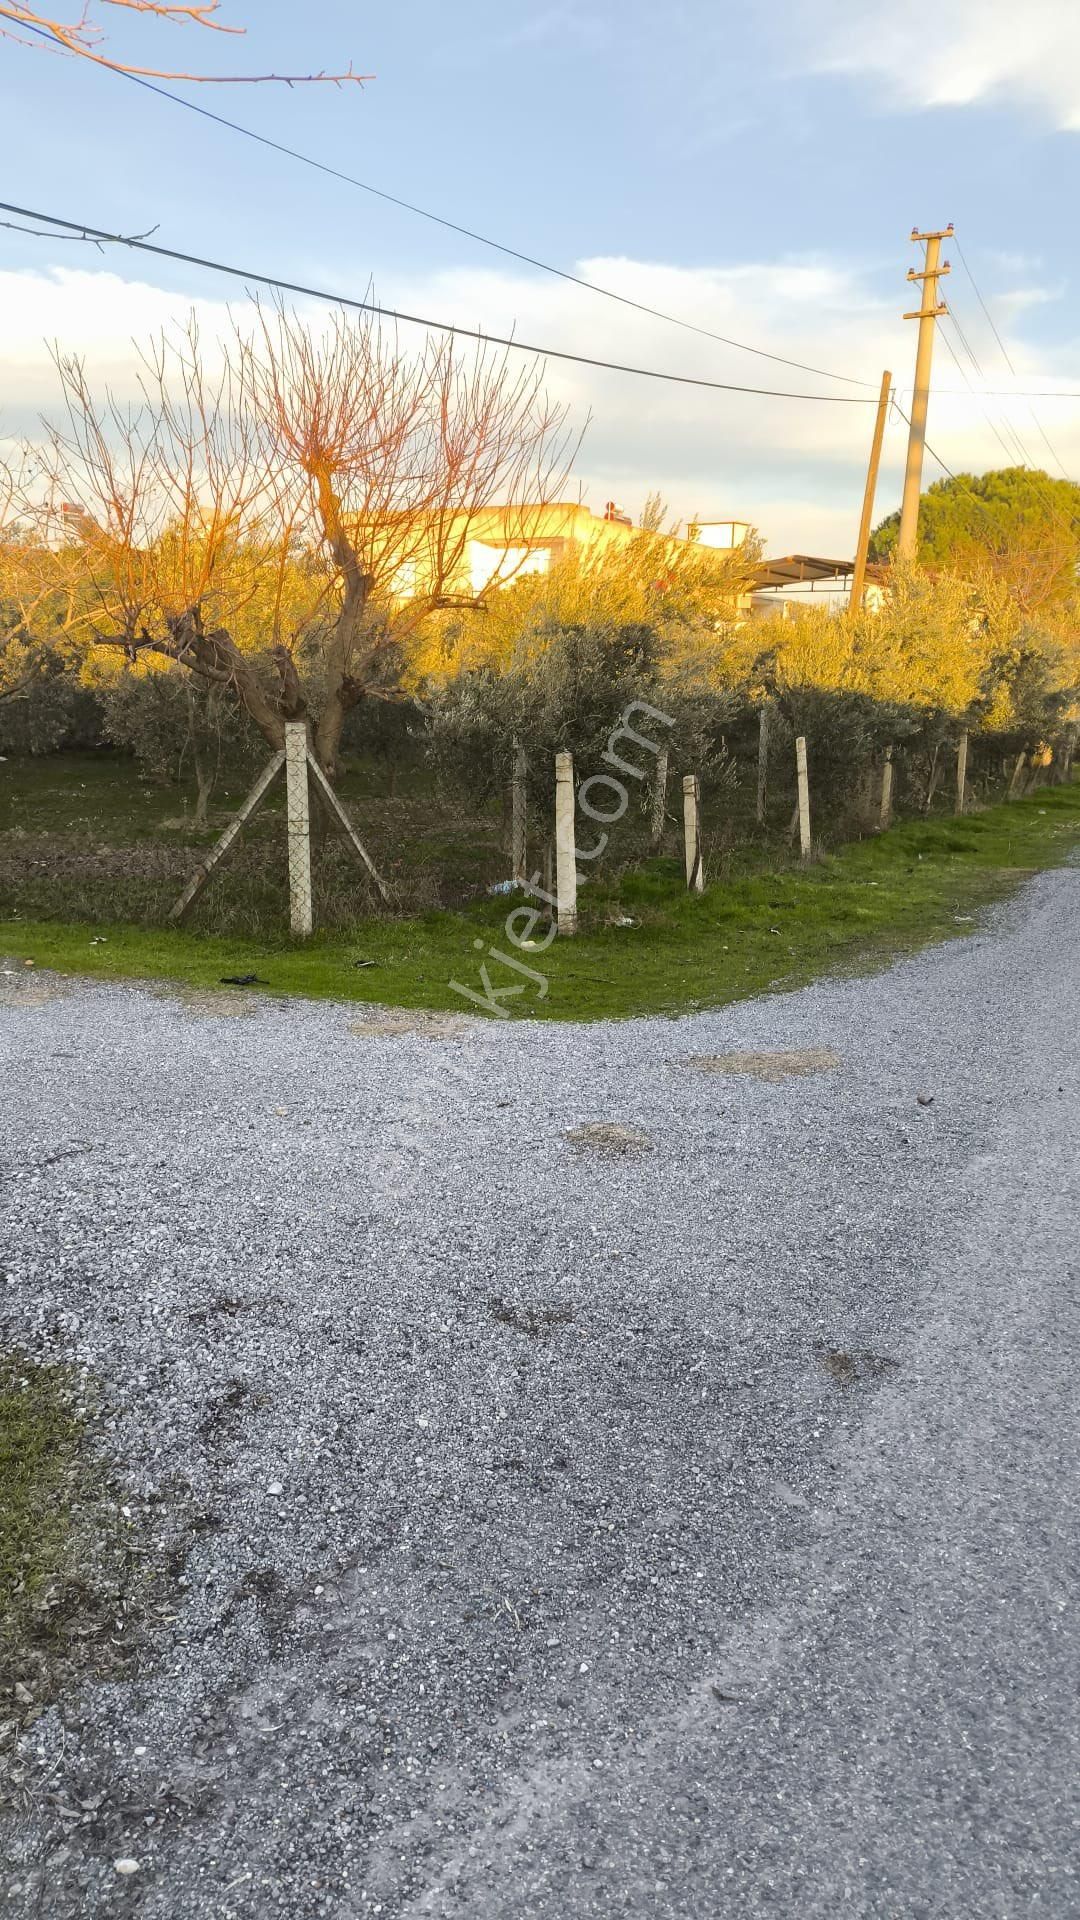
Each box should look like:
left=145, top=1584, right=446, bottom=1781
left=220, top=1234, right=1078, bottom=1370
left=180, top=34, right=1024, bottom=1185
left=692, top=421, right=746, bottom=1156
left=0, top=1355, right=194, bottom=1789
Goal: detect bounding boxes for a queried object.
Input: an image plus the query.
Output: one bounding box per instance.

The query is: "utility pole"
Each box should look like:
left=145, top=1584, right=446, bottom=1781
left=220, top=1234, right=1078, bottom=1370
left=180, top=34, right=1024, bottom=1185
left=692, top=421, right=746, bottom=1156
left=850, top=368, right=892, bottom=609
left=898, top=225, right=952, bottom=562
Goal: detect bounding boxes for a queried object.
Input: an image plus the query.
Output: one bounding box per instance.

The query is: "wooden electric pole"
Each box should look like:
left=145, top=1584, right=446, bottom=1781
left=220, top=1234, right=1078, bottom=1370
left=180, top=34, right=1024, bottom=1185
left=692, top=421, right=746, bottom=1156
left=898, top=225, right=952, bottom=562
left=850, top=369, right=892, bottom=609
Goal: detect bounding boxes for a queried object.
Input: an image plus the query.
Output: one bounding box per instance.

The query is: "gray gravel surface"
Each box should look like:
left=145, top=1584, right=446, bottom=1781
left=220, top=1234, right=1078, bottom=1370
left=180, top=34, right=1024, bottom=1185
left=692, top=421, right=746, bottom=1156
left=2, top=871, right=1079, bottom=1918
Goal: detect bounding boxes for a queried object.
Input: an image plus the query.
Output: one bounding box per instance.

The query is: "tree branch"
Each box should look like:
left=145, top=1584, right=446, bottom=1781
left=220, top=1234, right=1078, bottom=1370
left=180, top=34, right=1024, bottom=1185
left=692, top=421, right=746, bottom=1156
left=0, top=3, right=371, bottom=83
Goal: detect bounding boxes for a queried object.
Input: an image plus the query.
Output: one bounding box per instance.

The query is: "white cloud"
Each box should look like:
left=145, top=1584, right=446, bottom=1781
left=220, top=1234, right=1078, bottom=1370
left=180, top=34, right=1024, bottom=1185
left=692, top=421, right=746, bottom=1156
left=0, top=266, right=245, bottom=409
left=2, top=253, right=1079, bottom=556
left=798, top=0, right=1080, bottom=130
left=493, top=4, right=614, bottom=52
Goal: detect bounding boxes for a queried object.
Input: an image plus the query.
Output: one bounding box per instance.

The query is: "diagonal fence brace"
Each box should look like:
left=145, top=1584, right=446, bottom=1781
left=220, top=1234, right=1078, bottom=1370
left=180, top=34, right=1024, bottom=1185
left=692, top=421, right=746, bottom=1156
left=169, top=749, right=285, bottom=923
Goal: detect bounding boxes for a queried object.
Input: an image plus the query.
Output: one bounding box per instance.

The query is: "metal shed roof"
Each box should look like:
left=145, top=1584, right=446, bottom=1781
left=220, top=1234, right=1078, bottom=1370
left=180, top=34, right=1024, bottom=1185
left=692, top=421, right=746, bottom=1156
left=753, top=554, right=852, bottom=588
left=753, top=554, right=887, bottom=590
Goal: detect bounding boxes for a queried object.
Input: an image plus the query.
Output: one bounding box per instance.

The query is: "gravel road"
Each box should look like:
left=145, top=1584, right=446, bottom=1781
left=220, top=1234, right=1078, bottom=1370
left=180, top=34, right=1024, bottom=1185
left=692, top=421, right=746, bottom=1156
left=2, top=870, right=1079, bottom=1918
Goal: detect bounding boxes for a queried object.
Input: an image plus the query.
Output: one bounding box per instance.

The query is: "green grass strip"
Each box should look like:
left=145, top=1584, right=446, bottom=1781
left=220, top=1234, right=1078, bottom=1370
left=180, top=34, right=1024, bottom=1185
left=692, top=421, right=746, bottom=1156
left=3, top=784, right=1078, bottom=1023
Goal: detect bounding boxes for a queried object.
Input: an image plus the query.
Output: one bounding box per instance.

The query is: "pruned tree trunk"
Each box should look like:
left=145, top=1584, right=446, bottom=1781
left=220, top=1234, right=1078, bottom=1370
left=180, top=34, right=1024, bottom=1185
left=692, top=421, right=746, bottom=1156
left=923, top=741, right=943, bottom=813
left=879, top=746, right=894, bottom=831
left=187, top=681, right=221, bottom=831
left=756, top=705, right=769, bottom=826
left=955, top=731, right=969, bottom=814
left=312, top=673, right=360, bottom=781
left=650, top=746, right=669, bottom=851
left=192, top=761, right=214, bottom=832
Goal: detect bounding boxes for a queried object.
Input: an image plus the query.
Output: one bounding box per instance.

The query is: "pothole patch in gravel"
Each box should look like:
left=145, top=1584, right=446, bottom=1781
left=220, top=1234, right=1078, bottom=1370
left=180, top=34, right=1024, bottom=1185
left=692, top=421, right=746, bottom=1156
left=564, top=1121, right=653, bottom=1154
left=489, top=1296, right=577, bottom=1337
left=151, top=984, right=260, bottom=1020
left=347, top=1007, right=467, bottom=1039
left=197, top=1377, right=271, bottom=1442
left=685, top=1047, right=842, bottom=1083
left=0, top=969, right=70, bottom=1010
left=186, top=1293, right=284, bottom=1326
left=814, top=1345, right=900, bottom=1386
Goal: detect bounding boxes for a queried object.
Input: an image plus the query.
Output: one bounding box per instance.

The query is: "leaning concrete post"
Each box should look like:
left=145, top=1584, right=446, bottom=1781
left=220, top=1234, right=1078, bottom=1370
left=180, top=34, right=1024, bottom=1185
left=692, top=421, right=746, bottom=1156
left=795, top=736, right=812, bottom=859
left=284, top=719, right=314, bottom=938
left=955, top=731, right=969, bottom=814
left=554, top=751, right=577, bottom=936
left=510, top=740, right=527, bottom=885
left=682, top=773, right=704, bottom=891
left=1008, top=750, right=1027, bottom=799
left=879, top=745, right=894, bottom=830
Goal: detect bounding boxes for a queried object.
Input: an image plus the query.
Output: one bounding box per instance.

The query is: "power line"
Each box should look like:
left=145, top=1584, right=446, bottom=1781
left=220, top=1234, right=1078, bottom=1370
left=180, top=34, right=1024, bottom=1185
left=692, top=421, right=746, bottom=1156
left=13, top=14, right=877, bottom=392
left=953, top=238, right=1019, bottom=374
left=0, top=197, right=878, bottom=404
left=1023, top=406, right=1072, bottom=482
left=12, top=19, right=1080, bottom=418
left=914, top=388, right=1080, bottom=399
left=945, top=283, right=1053, bottom=476
left=920, top=230, right=1075, bottom=539
left=941, top=276, right=1078, bottom=540
left=939, top=309, right=1038, bottom=473
left=888, top=396, right=1080, bottom=575
left=952, top=235, right=1072, bottom=482
left=912, top=235, right=1030, bottom=472
left=889, top=395, right=998, bottom=516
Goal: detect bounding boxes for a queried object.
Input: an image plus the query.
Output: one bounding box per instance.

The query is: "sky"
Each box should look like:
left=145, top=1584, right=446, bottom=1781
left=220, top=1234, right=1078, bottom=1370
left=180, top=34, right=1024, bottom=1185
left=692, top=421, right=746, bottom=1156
left=1, top=0, right=1079, bottom=557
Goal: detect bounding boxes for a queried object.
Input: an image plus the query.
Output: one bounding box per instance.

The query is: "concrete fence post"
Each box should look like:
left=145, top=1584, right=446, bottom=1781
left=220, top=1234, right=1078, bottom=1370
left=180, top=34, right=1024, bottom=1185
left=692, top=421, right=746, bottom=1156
left=554, top=751, right=577, bottom=936
left=955, top=731, right=969, bottom=814
left=795, top=736, right=812, bottom=860
left=1008, top=750, right=1028, bottom=799
left=284, top=719, right=313, bottom=938
left=510, top=739, right=527, bottom=885
left=879, top=745, right=894, bottom=831
left=682, top=773, right=704, bottom=891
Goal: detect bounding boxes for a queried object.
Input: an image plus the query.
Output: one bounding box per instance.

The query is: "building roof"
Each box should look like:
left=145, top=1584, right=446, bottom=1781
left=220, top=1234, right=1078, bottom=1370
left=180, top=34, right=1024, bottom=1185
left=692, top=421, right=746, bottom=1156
left=753, top=554, right=887, bottom=590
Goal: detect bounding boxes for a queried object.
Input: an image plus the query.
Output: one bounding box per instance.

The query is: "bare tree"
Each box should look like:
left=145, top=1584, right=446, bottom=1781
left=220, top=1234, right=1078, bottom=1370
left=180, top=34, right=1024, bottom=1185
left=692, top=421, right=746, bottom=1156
left=44, top=309, right=577, bottom=774
left=0, top=451, right=85, bottom=705
left=243, top=308, right=578, bottom=772
left=0, top=2, right=367, bottom=84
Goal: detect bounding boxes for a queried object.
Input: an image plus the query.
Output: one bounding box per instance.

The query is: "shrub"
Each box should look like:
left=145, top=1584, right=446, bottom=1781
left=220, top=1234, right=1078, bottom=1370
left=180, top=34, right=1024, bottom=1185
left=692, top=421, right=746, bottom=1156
left=96, top=667, right=263, bottom=826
